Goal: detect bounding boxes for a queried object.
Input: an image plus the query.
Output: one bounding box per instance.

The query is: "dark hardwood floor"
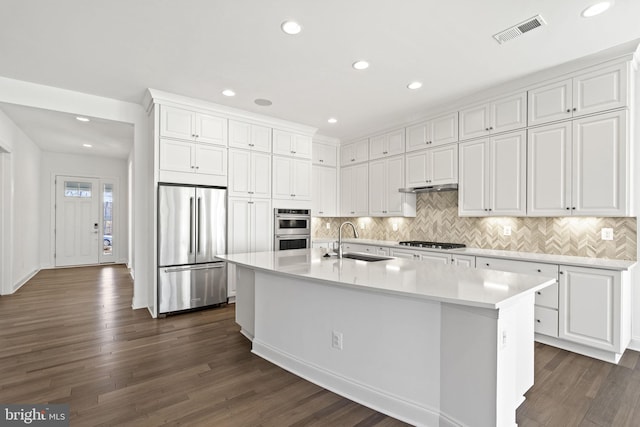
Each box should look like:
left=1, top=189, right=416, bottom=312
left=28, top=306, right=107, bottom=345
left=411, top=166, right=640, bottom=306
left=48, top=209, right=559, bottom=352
left=1, top=265, right=640, bottom=426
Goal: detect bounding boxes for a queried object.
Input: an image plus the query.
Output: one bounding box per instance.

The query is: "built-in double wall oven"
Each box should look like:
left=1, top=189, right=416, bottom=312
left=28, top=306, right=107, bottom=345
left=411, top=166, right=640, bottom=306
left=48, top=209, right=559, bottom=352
left=274, top=208, right=311, bottom=251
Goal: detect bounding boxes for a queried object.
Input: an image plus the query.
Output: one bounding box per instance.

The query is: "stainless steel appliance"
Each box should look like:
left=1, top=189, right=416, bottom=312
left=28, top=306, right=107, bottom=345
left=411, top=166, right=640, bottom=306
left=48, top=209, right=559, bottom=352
left=158, top=184, right=227, bottom=313
left=398, top=183, right=458, bottom=193
left=398, top=241, right=466, bottom=249
left=274, top=208, right=311, bottom=250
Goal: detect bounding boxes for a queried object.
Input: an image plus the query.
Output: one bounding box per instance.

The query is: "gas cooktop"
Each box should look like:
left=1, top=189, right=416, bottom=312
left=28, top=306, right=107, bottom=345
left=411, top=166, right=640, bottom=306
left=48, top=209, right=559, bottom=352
left=398, top=241, right=466, bottom=250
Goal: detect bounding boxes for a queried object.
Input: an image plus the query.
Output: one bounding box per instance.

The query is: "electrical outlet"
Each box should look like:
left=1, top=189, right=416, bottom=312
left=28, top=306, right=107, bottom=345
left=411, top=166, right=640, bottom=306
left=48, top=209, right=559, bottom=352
left=601, top=228, right=614, bottom=241
left=359, top=222, right=365, bottom=230
left=392, top=223, right=398, bottom=231
left=332, top=331, right=343, bottom=350
left=325, top=222, right=331, bottom=229
left=501, top=330, right=508, bottom=349
left=503, top=226, right=512, bottom=236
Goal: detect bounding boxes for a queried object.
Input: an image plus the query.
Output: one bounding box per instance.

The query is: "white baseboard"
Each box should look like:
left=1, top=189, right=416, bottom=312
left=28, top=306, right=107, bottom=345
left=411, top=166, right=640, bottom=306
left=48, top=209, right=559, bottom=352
left=535, top=334, right=623, bottom=364
left=627, top=338, right=640, bottom=352
left=252, top=339, right=447, bottom=427
left=11, top=268, right=40, bottom=294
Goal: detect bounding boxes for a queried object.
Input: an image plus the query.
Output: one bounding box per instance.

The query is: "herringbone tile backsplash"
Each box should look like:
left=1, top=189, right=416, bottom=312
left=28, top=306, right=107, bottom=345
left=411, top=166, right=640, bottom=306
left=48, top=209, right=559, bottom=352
left=312, top=192, right=637, bottom=260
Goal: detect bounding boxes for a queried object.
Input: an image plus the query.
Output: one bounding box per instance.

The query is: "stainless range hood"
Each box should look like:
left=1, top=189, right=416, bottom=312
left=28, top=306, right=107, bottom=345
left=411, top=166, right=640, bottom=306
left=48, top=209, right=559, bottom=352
left=398, top=183, right=458, bottom=193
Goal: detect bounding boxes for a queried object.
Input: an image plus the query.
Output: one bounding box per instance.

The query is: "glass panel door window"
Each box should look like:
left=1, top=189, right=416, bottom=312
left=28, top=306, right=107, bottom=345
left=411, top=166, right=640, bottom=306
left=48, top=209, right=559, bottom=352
left=102, top=183, right=113, bottom=257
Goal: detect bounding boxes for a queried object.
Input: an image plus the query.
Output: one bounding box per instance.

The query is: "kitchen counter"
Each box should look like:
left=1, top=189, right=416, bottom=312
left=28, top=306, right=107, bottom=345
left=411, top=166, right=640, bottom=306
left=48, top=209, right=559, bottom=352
left=219, top=248, right=555, bottom=310
left=313, top=238, right=636, bottom=271
left=219, top=249, right=555, bottom=426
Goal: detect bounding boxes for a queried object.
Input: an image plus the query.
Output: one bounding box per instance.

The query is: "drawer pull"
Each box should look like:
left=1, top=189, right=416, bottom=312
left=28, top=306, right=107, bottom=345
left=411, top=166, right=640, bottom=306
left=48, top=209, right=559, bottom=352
left=537, top=269, right=542, bottom=273
left=536, top=319, right=541, bottom=323
left=536, top=291, right=541, bottom=295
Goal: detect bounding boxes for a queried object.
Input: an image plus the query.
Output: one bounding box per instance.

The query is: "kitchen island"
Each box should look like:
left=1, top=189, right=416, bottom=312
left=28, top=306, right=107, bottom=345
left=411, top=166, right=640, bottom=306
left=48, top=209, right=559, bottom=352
left=218, top=249, right=556, bottom=427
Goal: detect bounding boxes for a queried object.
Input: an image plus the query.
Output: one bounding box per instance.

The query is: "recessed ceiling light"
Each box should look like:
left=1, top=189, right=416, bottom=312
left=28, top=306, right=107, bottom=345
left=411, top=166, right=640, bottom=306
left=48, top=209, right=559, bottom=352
left=82, top=144, right=92, bottom=148
left=255, top=98, right=273, bottom=106
left=581, top=1, right=613, bottom=17
left=222, top=89, right=235, bottom=97
left=352, top=60, right=370, bottom=70
left=328, top=118, right=337, bottom=124
left=281, top=20, right=302, bottom=35
left=407, top=81, right=423, bottom=90
left=76, top=117, right=90, bottom=122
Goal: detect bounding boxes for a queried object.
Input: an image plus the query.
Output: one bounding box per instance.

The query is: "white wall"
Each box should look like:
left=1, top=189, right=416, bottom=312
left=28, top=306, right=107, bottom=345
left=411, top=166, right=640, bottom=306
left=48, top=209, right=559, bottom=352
left=39, top=152, right=129, bottom=269
left=0, top=109, right=42, bottom=294
left=0, top=76, right=151, bottom=310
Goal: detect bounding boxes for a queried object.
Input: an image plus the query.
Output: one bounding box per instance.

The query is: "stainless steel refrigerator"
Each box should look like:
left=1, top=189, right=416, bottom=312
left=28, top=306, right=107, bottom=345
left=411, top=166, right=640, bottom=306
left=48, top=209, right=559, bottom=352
left=158, top=184, right=227, bottom=313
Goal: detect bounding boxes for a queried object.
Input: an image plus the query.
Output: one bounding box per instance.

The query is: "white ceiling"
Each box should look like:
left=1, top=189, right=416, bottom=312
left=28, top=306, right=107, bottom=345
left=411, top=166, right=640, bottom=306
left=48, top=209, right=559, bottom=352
left=0, top=103, right=133, bottom=159
left=1, top=0, right=640, bottom=142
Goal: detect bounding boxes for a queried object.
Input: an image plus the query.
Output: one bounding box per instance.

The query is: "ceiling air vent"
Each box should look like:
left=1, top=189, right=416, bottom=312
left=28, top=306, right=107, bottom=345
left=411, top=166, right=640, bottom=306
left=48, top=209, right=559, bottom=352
left=493, top=15, right=546, bottom=44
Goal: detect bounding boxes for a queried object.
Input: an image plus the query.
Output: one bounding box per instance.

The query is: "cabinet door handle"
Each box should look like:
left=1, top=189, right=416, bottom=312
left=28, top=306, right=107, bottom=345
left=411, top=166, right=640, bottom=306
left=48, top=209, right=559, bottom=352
left=537, top=269, right=542, bottom=273
left=559, top=271, right=564, bottom=275
left=572, top=107, right=577, bottom=112
left=383, top=151, right=388, bottom=154
left=572, top=207, right=576, bottom=210
left=489, top=127, right=493, bottom=130
left=485, top=127, right=489, bottom=131
left=536, top=291, right=541, bottom=295
left=195, top=166, right=200, bottom=169
left=536, top=319, right=541, bottom=323
left=566, top=207, right=570, bottom=210
left=195, top=134, right=199, bottom=138
left=566, top=109, right=571, bottom=113
left=351, top=158, right=355, bottom=162
left=319, top=159, right=324, bottom=163
left=485, top=263, right=490, bottom=266
left=249, top=143, right=254, bottom=147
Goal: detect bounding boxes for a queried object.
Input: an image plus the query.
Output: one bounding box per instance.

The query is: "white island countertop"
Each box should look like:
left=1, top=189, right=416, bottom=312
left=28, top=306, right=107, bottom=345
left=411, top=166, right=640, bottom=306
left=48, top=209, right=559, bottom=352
left=218, top=248, right=556, bottom=310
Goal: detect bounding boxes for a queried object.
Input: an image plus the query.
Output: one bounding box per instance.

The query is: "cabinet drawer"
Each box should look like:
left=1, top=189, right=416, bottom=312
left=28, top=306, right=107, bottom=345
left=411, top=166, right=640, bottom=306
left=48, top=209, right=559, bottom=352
left=534, top=281, right=558, bottom=309
left=476, top=257, right=559, bottom=278
left=534, top=306, right=558, bottom=337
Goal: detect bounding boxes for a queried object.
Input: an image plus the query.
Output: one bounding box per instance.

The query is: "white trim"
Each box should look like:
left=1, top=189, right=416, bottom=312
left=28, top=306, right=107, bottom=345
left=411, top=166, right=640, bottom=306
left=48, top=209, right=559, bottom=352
left=11, top=268, right=39, bottom=294
left=0, top=143, right=12, bottom=295
left=252, top=339, right=451, bottom=427
left=146, top=88, right=318, bottom=136
left=535, top=333, right=623, bottom=364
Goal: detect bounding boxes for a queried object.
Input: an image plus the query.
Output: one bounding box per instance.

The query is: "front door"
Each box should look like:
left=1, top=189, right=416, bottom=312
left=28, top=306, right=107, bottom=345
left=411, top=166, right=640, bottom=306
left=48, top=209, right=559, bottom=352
left=55, top=176, right=100, bottom=266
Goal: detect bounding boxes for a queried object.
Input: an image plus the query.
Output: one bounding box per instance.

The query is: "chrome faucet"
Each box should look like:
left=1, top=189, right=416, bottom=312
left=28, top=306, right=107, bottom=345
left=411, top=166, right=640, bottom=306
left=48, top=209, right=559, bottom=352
left=337, top=221, right=359, bottom=258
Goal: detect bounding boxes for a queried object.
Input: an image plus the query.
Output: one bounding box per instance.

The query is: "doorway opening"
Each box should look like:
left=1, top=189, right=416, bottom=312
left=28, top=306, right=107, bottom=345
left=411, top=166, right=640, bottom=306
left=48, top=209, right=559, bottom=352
left=55, top=175, right=117, bottom=267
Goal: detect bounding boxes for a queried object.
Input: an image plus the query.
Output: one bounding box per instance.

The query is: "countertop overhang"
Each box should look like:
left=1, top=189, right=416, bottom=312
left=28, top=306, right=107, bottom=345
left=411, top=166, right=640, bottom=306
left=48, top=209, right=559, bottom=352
left=218, top=249, right=556, bottom=310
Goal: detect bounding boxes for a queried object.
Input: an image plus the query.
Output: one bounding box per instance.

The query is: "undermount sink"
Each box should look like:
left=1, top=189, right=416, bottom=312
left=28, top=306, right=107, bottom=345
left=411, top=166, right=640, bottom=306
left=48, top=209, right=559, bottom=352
left=342, top=252, right=394, bottom=262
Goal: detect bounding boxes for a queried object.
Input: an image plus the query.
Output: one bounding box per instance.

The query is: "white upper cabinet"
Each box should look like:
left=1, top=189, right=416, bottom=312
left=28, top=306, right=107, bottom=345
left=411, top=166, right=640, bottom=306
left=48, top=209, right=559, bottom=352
left=312, top=142, right=337, bottom=167
left=160, top=105, right=227, bottom=145
left=340, top=139, right=369, bottom=166
left=369, top=156, right=415, bottom=217
left=369, top=129, right=405, bottom=160
left=340, top=163, right=368, bottom=216
left=228, top=120, right=271, bottom=152
left=228, top=149, right=271, bottom=199
left=459, top=92, right=526, bottom=141
left=406, top=112, right=458, bottom=152
left=272, top=129, right=313, bottom=159
left=527, top=110, right=629, bottom=216
left=528, top=63, right=629, bottom=126
left=312, top=165, right=338, bottom=217
left=406, top=143, right=458, bottom=188
left=159, top=139, right=226, bottom=176
left=459, top=131, right=526, bottom=216
left=272, top=156, right=311, bottom=200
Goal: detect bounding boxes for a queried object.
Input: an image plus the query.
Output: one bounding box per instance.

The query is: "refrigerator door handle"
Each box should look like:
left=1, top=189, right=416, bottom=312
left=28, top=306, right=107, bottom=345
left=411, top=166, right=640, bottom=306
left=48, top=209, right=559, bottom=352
left=189, top=197, right=195, bottom=254
left=197, top=196, right=202, bottom=254
left=163, top=263, right=225, bottom=273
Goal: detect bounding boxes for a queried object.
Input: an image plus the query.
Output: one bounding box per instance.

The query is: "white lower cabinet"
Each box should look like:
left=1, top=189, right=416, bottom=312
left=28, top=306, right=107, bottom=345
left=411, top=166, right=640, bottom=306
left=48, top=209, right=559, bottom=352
left=390, top=248, right=450, bottom=264
left=451, top=254, right=475, bottom=267
left=477, top=257, right=559, bottom=337
left=558, top=265, right=627, bottom=353
left=420, top=252, right=451, bottom=264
